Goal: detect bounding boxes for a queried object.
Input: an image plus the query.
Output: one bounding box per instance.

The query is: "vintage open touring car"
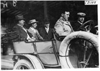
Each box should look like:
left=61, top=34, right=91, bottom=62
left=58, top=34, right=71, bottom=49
left=1, top=23, right=98, bottom=69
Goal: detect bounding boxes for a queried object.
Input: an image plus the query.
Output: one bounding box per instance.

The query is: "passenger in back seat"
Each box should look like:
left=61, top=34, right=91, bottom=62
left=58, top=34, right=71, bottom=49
left=38, top=21, right=54, bottom=40
left=28, top=19, right=43, bottom=41
left=13, top=14, right=35, bottom=42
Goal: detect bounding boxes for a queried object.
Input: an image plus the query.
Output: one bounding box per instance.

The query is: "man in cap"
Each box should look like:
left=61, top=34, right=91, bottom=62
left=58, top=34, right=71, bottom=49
left=38, top=21, right=54, bottom=40
left=54, top=11, right=73, bottom=36
left=72, top=12, right=86, bottom=31
left=72, top=12, right=96, bottom=32
left=13, top=14, right=34, bottom=41
left=77, top=12, right=86, bottom=24
left=28, top=19, right=43, bottom=41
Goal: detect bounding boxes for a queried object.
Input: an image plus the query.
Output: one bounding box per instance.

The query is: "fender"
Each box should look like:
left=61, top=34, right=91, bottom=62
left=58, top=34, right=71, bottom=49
left=59, top=31, right=98, bottom=68
left=15, top=54, right=44, bottom=69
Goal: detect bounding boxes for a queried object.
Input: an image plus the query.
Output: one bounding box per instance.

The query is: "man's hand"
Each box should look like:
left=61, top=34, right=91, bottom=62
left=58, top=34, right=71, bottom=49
left=27, top=37, right=36, bottom=42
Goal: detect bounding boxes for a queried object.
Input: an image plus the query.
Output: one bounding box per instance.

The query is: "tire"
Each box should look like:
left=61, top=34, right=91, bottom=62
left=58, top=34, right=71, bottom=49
left=13, top=59, right=34, bottom=69
left=13, top=55, right=44, bottom=69
left=59, top=31, right=98, bottom=68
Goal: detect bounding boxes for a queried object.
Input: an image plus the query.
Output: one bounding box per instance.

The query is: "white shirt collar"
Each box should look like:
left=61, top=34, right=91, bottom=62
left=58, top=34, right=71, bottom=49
left=45, top=27, right=49, bottom=33
left=78, top=21, right=83, bottom=25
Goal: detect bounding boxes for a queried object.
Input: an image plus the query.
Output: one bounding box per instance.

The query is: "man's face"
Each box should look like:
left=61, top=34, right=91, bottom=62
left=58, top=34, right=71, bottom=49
left=32, top=23, right=37, bottom=28
left=45, top=23, right=50, bottom=28
left=78, top=17, right=85, bottom=23
left=63, top=13, right=70, bottom=21
left=19, top=20, right=25, bottom=26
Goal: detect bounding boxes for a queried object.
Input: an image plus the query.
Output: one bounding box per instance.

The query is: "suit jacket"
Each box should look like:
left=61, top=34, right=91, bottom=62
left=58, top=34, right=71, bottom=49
left=38, top=27, right=54, bottom=40
left=28, top=27, right=43, bottom=40
left=13, top=24, right=29, bottom=41
left=54, top=18, right=73, bottom=36
left=71, top=20, right=95, bottom=31
left=71, top=21, right=82, bottom=31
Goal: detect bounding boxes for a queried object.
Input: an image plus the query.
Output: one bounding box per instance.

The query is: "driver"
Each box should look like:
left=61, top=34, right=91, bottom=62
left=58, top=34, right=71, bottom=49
left=72, top=12, right=86, bottom=31
left=72, top=12, right=97, bottom=34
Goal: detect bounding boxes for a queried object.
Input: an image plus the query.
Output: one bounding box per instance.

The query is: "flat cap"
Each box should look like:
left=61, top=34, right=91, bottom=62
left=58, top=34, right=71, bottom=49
left=77, top=12, right=86, bottom=17
left=65, top=11, right=70, bottom=15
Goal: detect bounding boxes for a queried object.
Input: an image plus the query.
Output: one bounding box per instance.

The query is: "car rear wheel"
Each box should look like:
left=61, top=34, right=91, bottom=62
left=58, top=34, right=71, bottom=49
left=13, top=59, right=34, bottom=69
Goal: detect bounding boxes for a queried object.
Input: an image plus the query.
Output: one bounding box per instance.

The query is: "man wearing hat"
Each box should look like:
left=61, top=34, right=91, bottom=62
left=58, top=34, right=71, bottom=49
left=38, top=21, right=54, bottom=40
left=13, top=14, right=34, bottom=41
left=54, top=11, right=73, bottom=36
left=72, top=12, right=86, bottom=31
left=28, top=19, right=43, bottom=41
left=72, top=12, right=96, bottom=32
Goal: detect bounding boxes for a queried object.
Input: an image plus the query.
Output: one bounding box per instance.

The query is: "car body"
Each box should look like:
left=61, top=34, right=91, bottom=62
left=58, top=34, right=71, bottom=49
left=1, top=23, right=98, bottom=69
left=10, top=31, right=98, bottom=69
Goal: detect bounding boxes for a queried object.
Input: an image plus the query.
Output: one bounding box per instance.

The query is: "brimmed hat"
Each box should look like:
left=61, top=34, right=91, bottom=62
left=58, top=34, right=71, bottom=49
left=29, top=19, right=38, bottom=24
left=77, top=12, right=86, bottom=17
left=15, top=14, right=24, bottom=21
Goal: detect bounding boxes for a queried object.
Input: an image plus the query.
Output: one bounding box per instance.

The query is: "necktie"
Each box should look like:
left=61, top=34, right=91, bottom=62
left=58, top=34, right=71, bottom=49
left=45, top=28, right=49, bottom=33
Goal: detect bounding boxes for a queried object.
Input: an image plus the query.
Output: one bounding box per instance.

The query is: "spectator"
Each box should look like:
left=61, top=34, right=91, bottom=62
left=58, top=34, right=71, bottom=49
left=28, top=19, right=43, bottom=41
left=38, top=21, right=54, bottom=40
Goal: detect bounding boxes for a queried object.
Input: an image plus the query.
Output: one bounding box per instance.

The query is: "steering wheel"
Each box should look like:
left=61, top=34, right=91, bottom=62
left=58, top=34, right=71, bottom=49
left=78, top=20, right=94, bottom=32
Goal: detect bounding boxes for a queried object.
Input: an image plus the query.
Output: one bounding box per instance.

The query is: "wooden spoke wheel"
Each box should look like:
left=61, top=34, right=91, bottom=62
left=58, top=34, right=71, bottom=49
left=59, top=31, right=98, bottom=68
left=13, top=59, right=34, bottom=69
